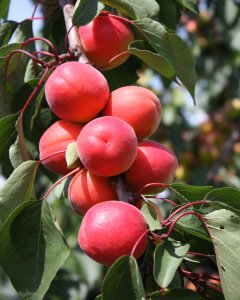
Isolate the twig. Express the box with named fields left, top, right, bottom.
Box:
left=59, top=0, right=89, bottom=63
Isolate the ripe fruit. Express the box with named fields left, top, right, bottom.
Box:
left=68, top=169, right=117, bottom=215
left=78, top=13, right=134, bottom=69
left=78, top=201, right=148, bottom=265
left=125, top=140, right=178, bottom=193
left=39, top=120, right=84, bottom=174
left=77, top=116, right=138, bottom=177
left=103, top=86, right=161, bottom=140
left=45, top=62, right=109, bottom=123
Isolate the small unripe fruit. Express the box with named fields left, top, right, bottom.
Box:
left=68, top=169, right=117, bottom=215
left=78, top=201, right=148, bottom=265
left=45, top=62, right=109, bottom=123
left=39, top=120, right=84, bottom=174
left=79, top=13, right=134, bottom=70
left=103, top=86, right=161, bottom=140
left=125, top=140, right=178, bottom=193
left=77, top=116, right=138, bottom=177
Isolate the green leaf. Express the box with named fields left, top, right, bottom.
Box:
left=129, top=40, right=175, bottom=78
left=157, top=0, right=180, bottom=30
left=129, top=256, right=146, bottom=300
left=175, top=211, right=210, bottom=241
left=151, top=288, right=203, bottom=299
left=141, top=201, right=162, bottom=231
left=175, top=0, right=199, bottom=14
left=205, top=187, right=240, bottom=215
left=134, top=18, right=196, bottom=100
left=153, top=240, right=190, bottom=288
left=205, top=209, right=240, bottom=300
left=9, top=113, right=30, bottom=169
left=11, top=20, right=35, bottom=53
left=0, top=42, right=22, bottom=59
left=171, top=183, right=214, bottom=204
left=73, top=0, right=104, bottom=26
left=100, top=0, right=160, bottom=20
left=0, top=21, right=18, bottom=47
left=0, top=200, right=70, bottom=300
left=0, top=160, right=39, bottom=225
left=102, top=256, right=146, bottom=299
left=0, top=0, right=10, bottom=20
left=0, top=113, right=19, bottom=164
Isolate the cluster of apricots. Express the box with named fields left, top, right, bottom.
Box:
left=39, top=13, right=178, bottom=266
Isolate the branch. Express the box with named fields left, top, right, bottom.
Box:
left=110, top=175, right=136, bottom=203
left=59, top=0, right=89, bottom=63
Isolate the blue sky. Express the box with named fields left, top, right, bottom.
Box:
left=8, top=0, right=42, bottom=35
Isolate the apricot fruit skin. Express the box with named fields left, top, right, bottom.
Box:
left=125, top=140, right=178, bottom=193
left=45, top=62, right=109, bottom=123
left=79, top=14, right=134, bottom=70
left=68, top=169, right=117, bottom=215
left=103, top=86, right=161, bottom=140
left=78, top=201, right=148, bottom=265
left=39, top=120, right=84, bottom=175
left=77, top=116, right=138, bottom=177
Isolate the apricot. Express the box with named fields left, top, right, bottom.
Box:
left=45, top=62, right=109, bottom=123
left=78, top=13, right=134, bottom=69
left=102, top=86, right=161, bottom=140
left=39, top=120, right=84, bottom=174
left=78, top=200, right=148, bottom=265
left=125, top=140, right=178, bottom=193
left=68, top=169, right=117, bottom=215
left=77, top=116, right=138, bottom=177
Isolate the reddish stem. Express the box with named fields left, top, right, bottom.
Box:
left=145, top=195, right=177, bottom=206
left=130, top=229, right=150, bottom=257
left=32, top=0, right=41, bottom=18
left=21, top=67, right=50, bottom=115
left=138, top=182, right=170, bottom=196
left=98, top=51, right=129, bottom=70
left=43, top=167, right=81, bottom=199
left=22, top=37, right=59, bottom=62
left=161, top=200, right=209, bottom=227
left=40, top=150, right=66, bottom=164
left=160, top=211, right=211, bottom=240
left=187, top=251, right=213, bottom=259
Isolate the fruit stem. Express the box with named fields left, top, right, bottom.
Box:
left=43, top=166, right=81, bottom=199
left=110, top=175, right=136, bottom=203
left=130, top=229, right=150, bottom=257
left=160, top=211, right=211, bottom=241
left=59, top=0, right=89, bottom=63
left=161, top=200, right=209, bottom=227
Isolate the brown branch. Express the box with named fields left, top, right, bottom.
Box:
left=110, top=175, right=136, bottom=203
left=59, top=0, right=89, bottom=63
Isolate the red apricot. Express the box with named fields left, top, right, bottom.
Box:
left=45, top=62, right=109, bottom=122
left=102, top=86, right=161, bottom=140
left=78, top=13, right=134, bottom=69
left=125, top=140, right=178, bottom=193
left=78, top=200, right=148, bottom=265
left=68, top=169, right=117, bottom=215
left=39, top=120, right=83, bottom=174
left=77, top=116, right=138, bottom=177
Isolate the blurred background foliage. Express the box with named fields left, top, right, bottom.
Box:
left=0, top=0, right=240, bottom=299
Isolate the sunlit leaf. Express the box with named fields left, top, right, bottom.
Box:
left=0, top=160, right=39, bottom=225
left=0, top=200, right=70, bottom=299
left=100, top=0, right=160, bottom=20
left=205, top=209, right=240, bottom=300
